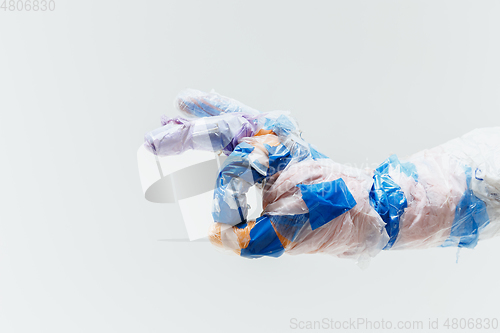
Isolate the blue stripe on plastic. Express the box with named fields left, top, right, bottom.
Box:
left=370, top=155, right=418, bottom=250
left=265, top=143, right=291, bottom=177
left=240, top=215, right=285, bottom=259
left=217, top=142, right=255, bottom=186
left=268, top=213, right=309, bottom=243
left=297, top=178, right=357, bottom=231
left=375, top=154, right=418, bottom=181
left=263, top=114, right=296, bottom=137
left=309, top=145, right=328, bottom=160
left=213, top=142, right=266, bottom=224
left=370, top=174, right=407, bottom=249
left=291, top=142, right=313, bottom=162
left=181, top=99, right=222, bottom=117
left=441, top=166, right=490, bottom=249
left=235, top=221, right=248, bottom=229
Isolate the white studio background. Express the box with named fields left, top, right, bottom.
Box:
left=1, top=1, right=500, bottom=332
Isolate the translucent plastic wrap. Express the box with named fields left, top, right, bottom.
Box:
left=143, top=89, right=500, bottom=262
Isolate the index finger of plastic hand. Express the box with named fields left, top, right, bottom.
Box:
left=175, top=89, right=260, bottom=118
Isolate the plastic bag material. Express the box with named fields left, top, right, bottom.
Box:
left=142, top=88, right=500, bottom=263
left=175, top=88, right=260, bottom=118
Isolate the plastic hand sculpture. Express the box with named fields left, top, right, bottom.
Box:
left=144, top=89, right=500, bottom=262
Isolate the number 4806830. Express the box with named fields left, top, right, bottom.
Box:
left=1, top=0, right=56, bottom=11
